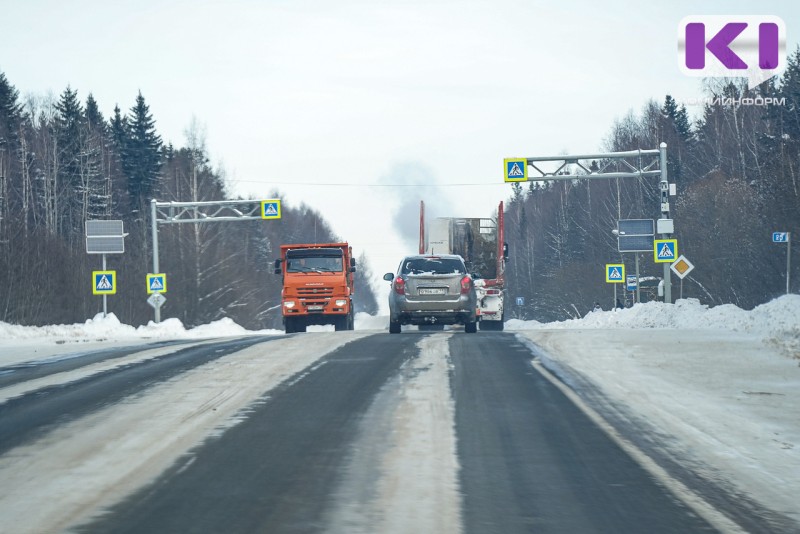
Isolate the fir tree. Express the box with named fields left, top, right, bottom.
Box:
left=84, top=94, right=106, bottom=133
left=124, top=92, right=163, bottom=206
left=0, top=71, right=24, bottom=241
left=54, top=86, right=85, bottom=238
left=0, top=71, right=23, bottom=142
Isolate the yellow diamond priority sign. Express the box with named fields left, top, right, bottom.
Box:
left=670, top=255, right=694, bottom=279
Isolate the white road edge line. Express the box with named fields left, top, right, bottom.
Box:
left=530, top=358, right=746, bottom=534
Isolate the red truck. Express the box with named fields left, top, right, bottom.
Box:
left=274, top=243, right=356, bottom=333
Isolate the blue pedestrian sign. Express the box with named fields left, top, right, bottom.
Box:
left=504, top=158, right=528, bottom=182
left=516, top=296, right=525, bottom=306
left=147, top=273, right=167, bottom=294
left=653, top=239, right=678, bottom=263
left=606, top=264, right=625, bottom=283
left=93, top=271, right=117, bottom=295
left=773, top=232, right=789, bottom=243
left=261, top=199, right=282, bottom=220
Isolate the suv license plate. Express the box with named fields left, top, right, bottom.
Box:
left=418, top=288, right=446, bottom=295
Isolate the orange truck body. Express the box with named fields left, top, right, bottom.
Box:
left=275, top=243, right=356, bottom=333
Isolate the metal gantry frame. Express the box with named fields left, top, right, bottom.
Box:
left=511, top=143, right=673, bottom=304
left=150, top=199, right=273, bottom=322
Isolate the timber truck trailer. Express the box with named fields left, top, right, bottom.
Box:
left=274, top=243, right=356, bottom=333
left=419, top=201, right=508, bottom=330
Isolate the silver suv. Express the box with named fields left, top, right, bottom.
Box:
left=383, top=255, right=477, bottom=334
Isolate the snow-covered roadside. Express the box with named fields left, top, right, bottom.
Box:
left=0, top=332, right=370, bottom=533
left=509, top=295, right=800, bottom=524
left=0, top=312, right=386, bottom=368
left=507, top=296, right=800, bottom=360
left=0, top=313, right=282, bottom=367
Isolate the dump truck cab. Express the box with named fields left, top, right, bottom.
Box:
left=275, top=243, right=356, bottom=333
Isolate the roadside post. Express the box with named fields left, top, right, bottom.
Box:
left=772, top=232, right=791, bottom=294
left=86, top=220, right=126, bottom=318
left=606, top=263, right=625, bottom=308
left=617, top=219, right=654, bottom=304
left=669, top=255, right=695, bottom=299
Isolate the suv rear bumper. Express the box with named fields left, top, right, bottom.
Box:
left=395, top=311, right=475, bottom=326
left=390, top=295, right=476, bottom=325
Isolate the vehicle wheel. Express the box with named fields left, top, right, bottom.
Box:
left=389, top=320, right=401, bottom=334
left=465, top=320, right=477, bottom=333
left=334, top=316, right=347, bottom=331
left=347, top=312, right=355, bottom=330
left=284, top=317, right=296, bottom=334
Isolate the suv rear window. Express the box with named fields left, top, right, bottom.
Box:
left=401, top=257, right=466, bottom=275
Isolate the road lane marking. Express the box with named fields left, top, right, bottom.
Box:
left=530, top=357, right=746, bottom=534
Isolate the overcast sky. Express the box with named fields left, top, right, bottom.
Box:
left=2, top=0, right=798, bottom=304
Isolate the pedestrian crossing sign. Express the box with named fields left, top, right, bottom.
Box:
left=653, top=239, right=678, bottom=263
left=93, top=271, right=117, bottom=295
left=504, top=158, right=528, bottom=182
left=147, top=273, right=167, bottom=294
left=605, top=263, right=625, bottom=283
left=261, top=199, right=282, bottom=219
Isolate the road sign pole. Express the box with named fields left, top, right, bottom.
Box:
left=102, top=254, right=108, bottom=318
left=660, top=143, right=672, bottom=304
left=151, top=199, right=161, bottom=323
left=788, top=232, right=792, bottom=295
left=635, top=254, right=640, bottom=304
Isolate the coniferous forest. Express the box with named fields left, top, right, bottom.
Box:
left=0, top=73, right=379, bottom=328
left=504, top=50, right=800, bottom=321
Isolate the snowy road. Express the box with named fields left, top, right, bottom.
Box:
left=0, top=324, right=798, bottom=533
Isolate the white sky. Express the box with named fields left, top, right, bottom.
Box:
left=2, top=0, right=798, bottom=301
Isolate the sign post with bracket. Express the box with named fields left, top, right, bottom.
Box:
left=150, top=199, right=282, bottom=323
left=772, top=232, right=791, bottom=294
left=606, top=263, right=625, bottom=309
left=504, top=143, right=676, bottom=302
left=86, top=220, right=126, bottom=318
left=670, top=254, right=694, bottom=299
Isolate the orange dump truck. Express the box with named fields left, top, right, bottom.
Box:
left=274, top=243, right=356, bottom=333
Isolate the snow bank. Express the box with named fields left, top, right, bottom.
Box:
left=2, top=296, right=796, bottom=354
left=507, top=295, right=800, bottom=358
left=0, top=313, right=281, bottom=344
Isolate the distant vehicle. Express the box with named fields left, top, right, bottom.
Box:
left=419, top=200, right=508, bottom=330
left=274, top=243, right=356, bottom=333
left=383, top=254, right=477, bottom=334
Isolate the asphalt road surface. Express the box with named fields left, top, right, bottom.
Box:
left=0, top=331, right=787, bottom=533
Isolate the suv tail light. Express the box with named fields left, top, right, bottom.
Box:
left=394, top=277, right=406, bottom=295
left=460, top=275, right=472, bottom=294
